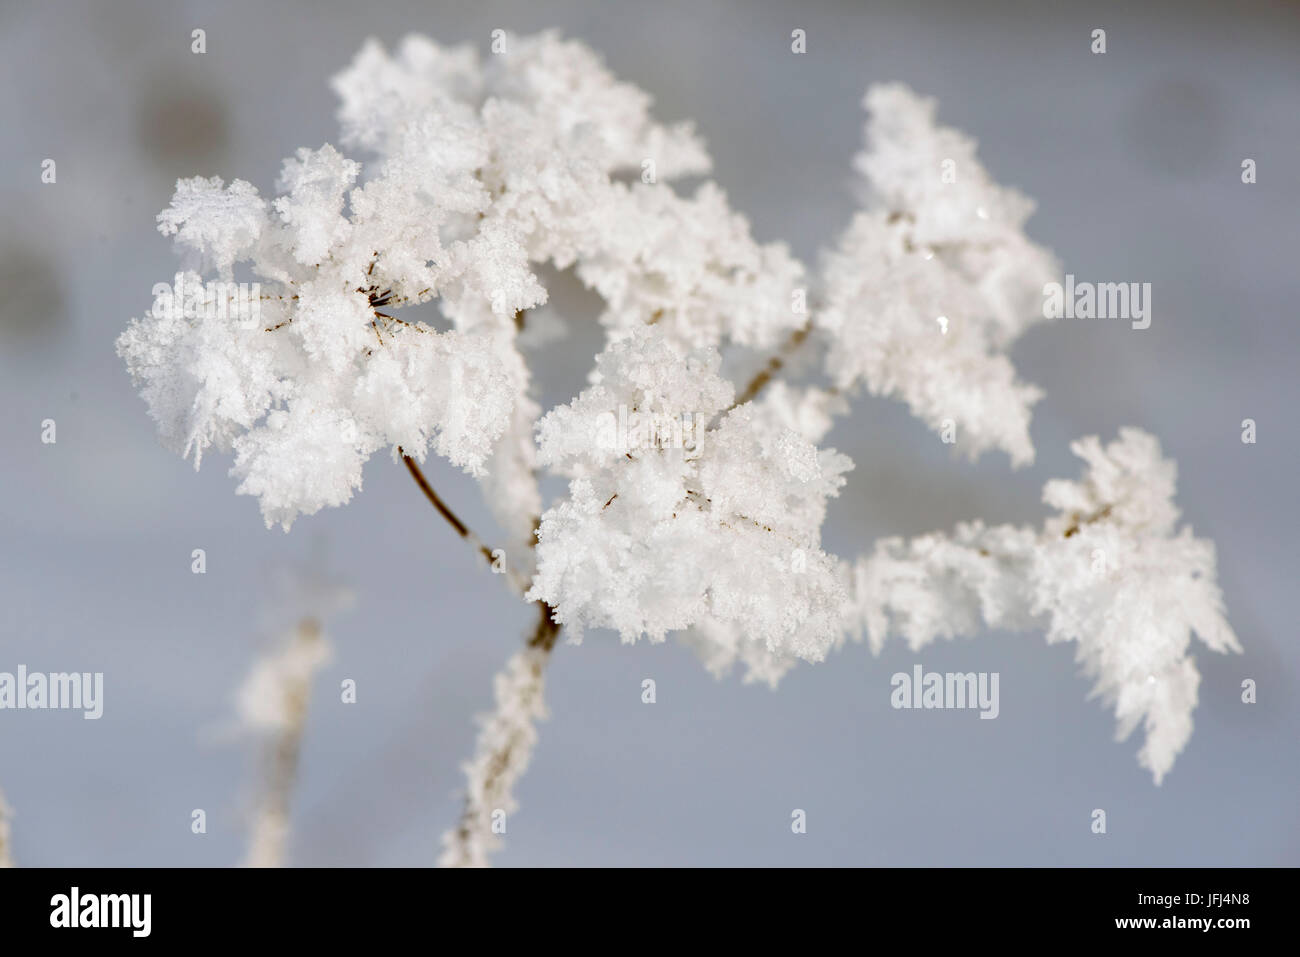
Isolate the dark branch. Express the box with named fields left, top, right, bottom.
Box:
left=732, top=323, right=811, bottom=408
left=400, top=452, right=496, bottom=568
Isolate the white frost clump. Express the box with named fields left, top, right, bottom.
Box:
left=123, top=31, right=805, bottom=536
left=845, top=429, right=1240, bottom=783
left=332, top=32, right=709, bottom=177
left=334, top=31, right=802, bottom=362
left=575, top=183, right=808, bottom=351
left=118, top=152, right=518, bottom=530
left=818, top=85, right=1059, bottom=466
left=528, top=325, right=851, bottom=667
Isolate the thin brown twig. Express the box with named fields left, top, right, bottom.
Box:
left=398, top=452, right=540, bottom=601
left=1062, top=503, right=1114, bottom=538
left=731, top=322, right=812, bottom=408
left=400, top=452, right=497, bottom=570
left=397, top=439, right=562, bottom=868
left=527, top=597, right=562, bottom=652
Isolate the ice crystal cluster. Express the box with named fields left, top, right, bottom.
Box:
left=528, top=325, right=851, bottom=668
left=120, top=31, right=1238, bottom=792
left=843, top=429, right=1239, bottom=783
left=819, top=84, right=1059, bottom=467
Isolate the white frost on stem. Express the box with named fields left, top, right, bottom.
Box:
left=0, top=788, right=14, bottom=867
left=439, top=642, right=551, bottom=868
left=528, top=325, right=851, bottom=665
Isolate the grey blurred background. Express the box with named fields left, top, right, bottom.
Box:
left=0, top=0, right=1296, bottom=866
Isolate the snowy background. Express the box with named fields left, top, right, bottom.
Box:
left=0, top=0, right=1296, bottom=865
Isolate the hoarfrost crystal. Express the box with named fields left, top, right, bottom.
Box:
left=844, top=430, right=1240, bottom=782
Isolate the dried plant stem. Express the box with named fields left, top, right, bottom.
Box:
left=243, top=618, right=321, bottom=868
left=0, top=788, right=14, bottom=867
left=406, top=317, right=818, bottom=865
left=732, top=322, right=812, bottom=408
left=1062, top=503, right=1114, bottom=538
left=401, top=452, right=531, bottom=595
left=400, top=453, right=562, bottom=867
left=437, top=603, right=559, bottom=867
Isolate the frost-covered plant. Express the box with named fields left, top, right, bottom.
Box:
left=0, top=787, right=14, bottom=868
left=119, top=31, right=1239, bottom=865
left=843, top=429, right=1238, bottom=783
left=527, top=325, right=851, bottom=664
